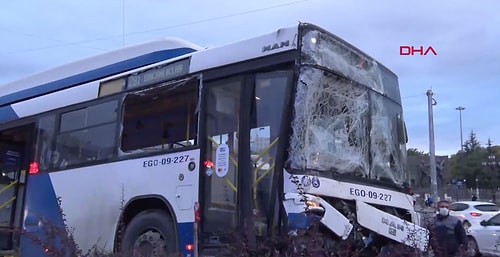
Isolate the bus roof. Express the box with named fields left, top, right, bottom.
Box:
left=0, top=25, right=300, bottom=110
left=0, top=38, right=204, bottom=108
left=1, top=23, right=397, bottom=123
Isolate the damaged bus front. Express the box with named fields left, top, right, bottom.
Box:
left=282, top=24, right=428, bottom=254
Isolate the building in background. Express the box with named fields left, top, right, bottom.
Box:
left=408, top=155, right=450, bottom=190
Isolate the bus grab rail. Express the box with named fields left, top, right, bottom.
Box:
left=251, top=137, right=278, bottom=188
left=208, top=137, right=238, bottom=192
left=0, top=180, right=18, bottom=195
left=0, top=180, right=18, bottom=212
left=208, top=136, right=279, bottom=192
left=0, top=196, right=16, bottom=211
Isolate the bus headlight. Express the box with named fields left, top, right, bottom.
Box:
left=306, top=200, right=319, bottom=208
left=306, top=199, right=325, bottom=216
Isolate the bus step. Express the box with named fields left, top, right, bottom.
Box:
left=199, top=252, right=220, bottom=257
left=199, top=245, right=228, bottom=257
left=0, top=250, right=18, bottom=257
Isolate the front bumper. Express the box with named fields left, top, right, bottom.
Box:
left=283, top=193, right=429, bottom=251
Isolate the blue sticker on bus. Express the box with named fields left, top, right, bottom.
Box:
left=311, top=176, right=320, bottom=188
left=301, top=176, right=311, bottom=187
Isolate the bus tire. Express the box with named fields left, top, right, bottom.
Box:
left=120, top=209, right=178, bottom=256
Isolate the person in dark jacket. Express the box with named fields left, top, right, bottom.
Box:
left=428, top=200, right=468, bottom=257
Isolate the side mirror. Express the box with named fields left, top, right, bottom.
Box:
left=403, top=122, right=408, bottom=144
left=480, top=220, right=488, bottom=226
left=397, top=115, right=409, bottom=144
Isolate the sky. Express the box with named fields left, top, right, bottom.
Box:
left=0, top=0, right=498, bottom=156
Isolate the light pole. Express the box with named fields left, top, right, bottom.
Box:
left=462, top=179, right=467, bottom=200
left=456, top=106, right=465, bottom=151
left=476, top=178, right=479, bottom=199
left=427, top=90, right=438, bottom=201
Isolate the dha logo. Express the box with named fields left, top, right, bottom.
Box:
left=400, top=45, right=437, bottom=56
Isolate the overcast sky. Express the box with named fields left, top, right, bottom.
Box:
left=1, top=0, right=498, bottom=156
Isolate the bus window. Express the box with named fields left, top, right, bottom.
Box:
left=53, top=100, right=118, bottom=169
left=35, top=115, right=56, bottom=171
left=59, top=100, right=118, bottom=133
left=120, top=78, right=199, bottom=154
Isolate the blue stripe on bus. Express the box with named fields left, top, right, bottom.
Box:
left=0, top=106, right=19, bottom=123
left=20, top=173, right=67, bottom=257
left=177, top=222, right=194, bottom=257
left=0, top=47, right=197, bottom=108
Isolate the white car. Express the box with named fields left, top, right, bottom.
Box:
left=466, top=212, right=500, bottom=257
left=449, top=201, right=500, bottom=229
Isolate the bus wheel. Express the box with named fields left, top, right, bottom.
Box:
left=121, top=210, right=177, bottom=257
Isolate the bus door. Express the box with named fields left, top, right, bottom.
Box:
left=0, top=124, right=32, bottom=252
left=198, top=70, right=291, bottom=253
left=248, top=71, right=291, bottom=239
left=199, top=76, right=243, bottom=253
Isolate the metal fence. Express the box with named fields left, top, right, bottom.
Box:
left=413, top=184, right=500, bottom=205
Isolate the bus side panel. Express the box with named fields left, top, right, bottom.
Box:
left=20, top=173, right=67, bottom=256
left=42, top=149, right=200, bottom=255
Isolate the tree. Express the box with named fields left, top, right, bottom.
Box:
left=449, top=132, right=500, bottom=191
left=463, top=130, right=481, bottom=153
left=407, top=148, right=425, bottom=156
left=449, top=131, right=490, bottom=188
left=449, top=149, right=487, bottom=188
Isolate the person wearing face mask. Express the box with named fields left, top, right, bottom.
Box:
left=427, top=200, right=468, bottom=257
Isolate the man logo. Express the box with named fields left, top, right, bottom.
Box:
left=262, top=40, right=290, bottom=52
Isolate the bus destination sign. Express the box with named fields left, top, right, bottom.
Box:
left=126, top=58, right=190, bottom=89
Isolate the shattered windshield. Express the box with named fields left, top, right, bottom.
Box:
left=370, top=92, right=407, bottom=183
left=290, top=69, right=370, bottom=175
left=289, top=68, right=407, bottom=184
left=287, top=26, right=407, bottom=184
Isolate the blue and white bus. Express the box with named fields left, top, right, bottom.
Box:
left=0, top=23, right=428, bottom=257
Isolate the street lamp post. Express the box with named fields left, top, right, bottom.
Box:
left=463, top=179, right=467, bottom=200
left=456, top=106, right=465, bottom=151
left=476, top=178, right=479, bottom=199
left=427, top=90, right=438, bottom=201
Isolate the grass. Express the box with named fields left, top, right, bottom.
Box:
left=1, top=209, right=470, bottom=257
left=0, top=189, right=467, bottom=256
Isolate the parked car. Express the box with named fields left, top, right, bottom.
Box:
left=449, top=201, right=500, bottom=229
left=466, top=212, right=500, bottom=257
